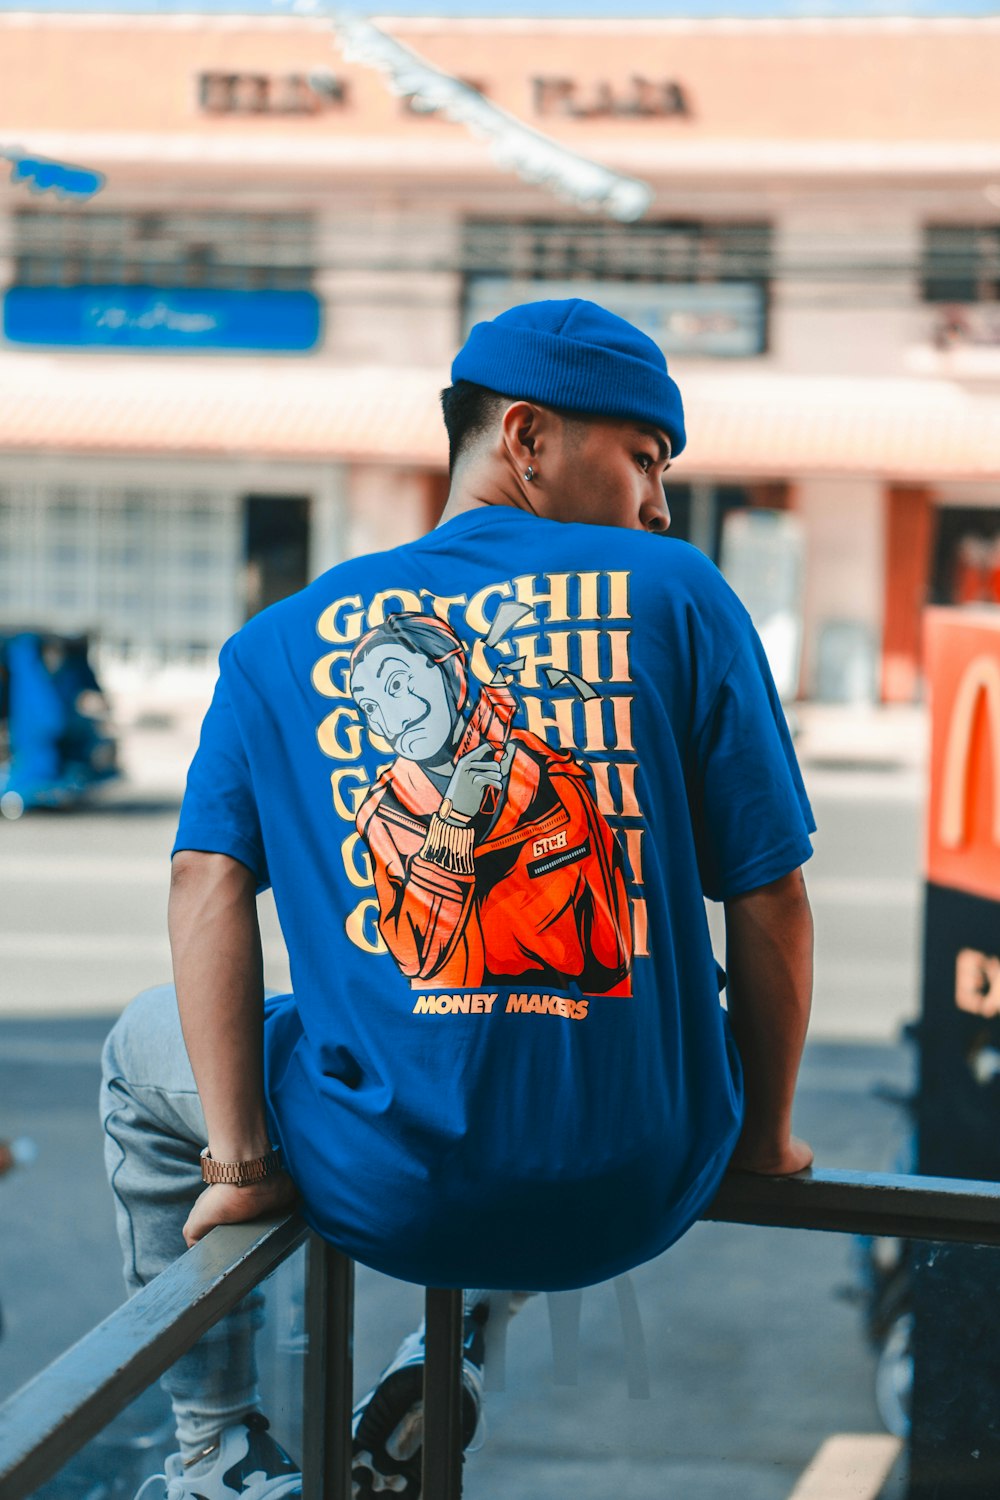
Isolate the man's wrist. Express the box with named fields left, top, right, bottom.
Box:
left=737, top=1121, right=791, bottom=1149
left=421, top=814, right=476, bottom=874
left=437, top=796, right=473, bottom=826
left=200, top=1143, right=284, bottom=1187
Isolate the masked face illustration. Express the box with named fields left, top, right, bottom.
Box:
left=351, top=641, right=457, bottom=764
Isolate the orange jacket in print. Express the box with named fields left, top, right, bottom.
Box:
left=355, top=728, right=633, bottom=996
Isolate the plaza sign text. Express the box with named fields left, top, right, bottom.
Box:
left=198, top=72, right=347, bottom=116
left=532, top=76, right=691, bottom=119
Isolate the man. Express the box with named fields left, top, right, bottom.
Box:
left=101, top=298, right=814, bottom=1500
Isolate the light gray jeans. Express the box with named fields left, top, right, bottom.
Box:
left=99, top=988, right=591, bottom=1454
left=100, top=984, right=266, bottom=1457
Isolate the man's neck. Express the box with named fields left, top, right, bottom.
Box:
left=435, top=461, right=539, bottom=530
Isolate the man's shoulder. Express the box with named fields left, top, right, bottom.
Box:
left=607, top=530, right=726, bottom=589
left=575, top=529, right=745, bottom=631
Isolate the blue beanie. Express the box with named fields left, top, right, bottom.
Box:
left=451, top=298, right=686, bottom=457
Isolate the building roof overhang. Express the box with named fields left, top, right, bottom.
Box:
left=7, top=131, right=1000, bottom=182
left=3, top=354, right=1000, bottom=482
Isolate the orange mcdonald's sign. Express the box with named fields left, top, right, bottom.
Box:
left=926, top=607, right=1000, bottom=901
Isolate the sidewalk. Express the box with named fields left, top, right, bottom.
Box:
left=794, top=703, right=927, bottom=776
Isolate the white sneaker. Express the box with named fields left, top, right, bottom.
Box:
left=351, top=1303, right=494, bottom=1498
left=134, top=1414, right=301, bottom=1499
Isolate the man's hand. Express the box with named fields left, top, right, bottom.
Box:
left=444, top=741, right=511, bottom=818
left=728, top=1133, right=814, bottom=1177
left=183, top=1174, right=299, bottom=1248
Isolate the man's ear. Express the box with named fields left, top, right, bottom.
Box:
left=499, top=401, right=554, bottom=471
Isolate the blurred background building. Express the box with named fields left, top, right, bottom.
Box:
left=1, top=10, right=999, bottom=704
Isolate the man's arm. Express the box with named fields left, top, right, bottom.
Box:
left=723, top=867, right=814, bottom=1176
left=168, top=850, right=297, bottom=1246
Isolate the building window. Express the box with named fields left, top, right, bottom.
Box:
left=462, top=218, right=771, bottom=358
left=921, top=225, right=1000, bottom=304
left=0, top=481, right=242, bottom=665
left=12, top=210, right=315, bottom=292
left=464, top=218, right=770, bottom=285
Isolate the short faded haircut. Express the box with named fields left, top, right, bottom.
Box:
left=439, top=381, right=510, bottom=477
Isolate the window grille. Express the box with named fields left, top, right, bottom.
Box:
left=921, top=224, right=1000, bottom=303
left=462, top=219, right=772, bottom=286
left=11, top=210, right=315, bottom=292
left=0, top=481, right=241, bottom=664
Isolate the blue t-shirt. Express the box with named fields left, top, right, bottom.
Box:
left=174, top=507, right=815, bottom=1291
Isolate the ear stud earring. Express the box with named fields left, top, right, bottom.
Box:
left=524, top=465, right=535, bottom=482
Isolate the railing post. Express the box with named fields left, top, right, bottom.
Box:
left=422, top=1287, right=465, bottom=1499
left=301, top=1235, right=354, bottom=1500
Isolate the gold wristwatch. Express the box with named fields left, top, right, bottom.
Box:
left=437, top=796, right=472, bottom=826
left=200, top=1144, right=283, bottom=1187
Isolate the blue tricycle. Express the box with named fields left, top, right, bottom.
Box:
left=0, top=630, right=120, bottom=818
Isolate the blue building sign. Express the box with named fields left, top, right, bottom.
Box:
left=2, top=286, right=322, bottom=352
left=2, top=148, right=105, bottom=200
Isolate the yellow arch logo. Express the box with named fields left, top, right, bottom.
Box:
left=940, top=653, right=1000, bottom=851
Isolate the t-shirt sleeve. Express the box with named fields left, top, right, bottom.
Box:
left=172, top=653, right=269, bottom=888
left=689, top=622, right=815, bottom=902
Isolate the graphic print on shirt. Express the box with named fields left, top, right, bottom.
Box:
left=311, top=570, right=650, bottom=1001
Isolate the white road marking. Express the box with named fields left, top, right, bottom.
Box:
left=805, top=769, right=923, bottom=802
left=788, top=1434, right=902, bottom=1499
left=0, top=933, right=170, bottom=957
left=807, top=877, right=919, bottom=906
left=816, top=958, right=916, bottom=983
left=0, top=933, right=288, bottom=963
left=1, top=993, right=150, bottom=1018
left=0, top=856, right=167, bottom=884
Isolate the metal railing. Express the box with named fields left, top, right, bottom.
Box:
left=4, top=1166, right=1000, bottom=1500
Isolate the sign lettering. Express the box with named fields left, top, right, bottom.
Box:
left=198, top=71, right=347, bottom=116
left=532, top=76, right=691, bottom=120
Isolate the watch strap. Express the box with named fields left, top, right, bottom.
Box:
left=200, top=1144, right=283, bottom=1187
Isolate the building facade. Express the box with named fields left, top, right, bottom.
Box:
left=1, top=12, right=999, bottom=699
